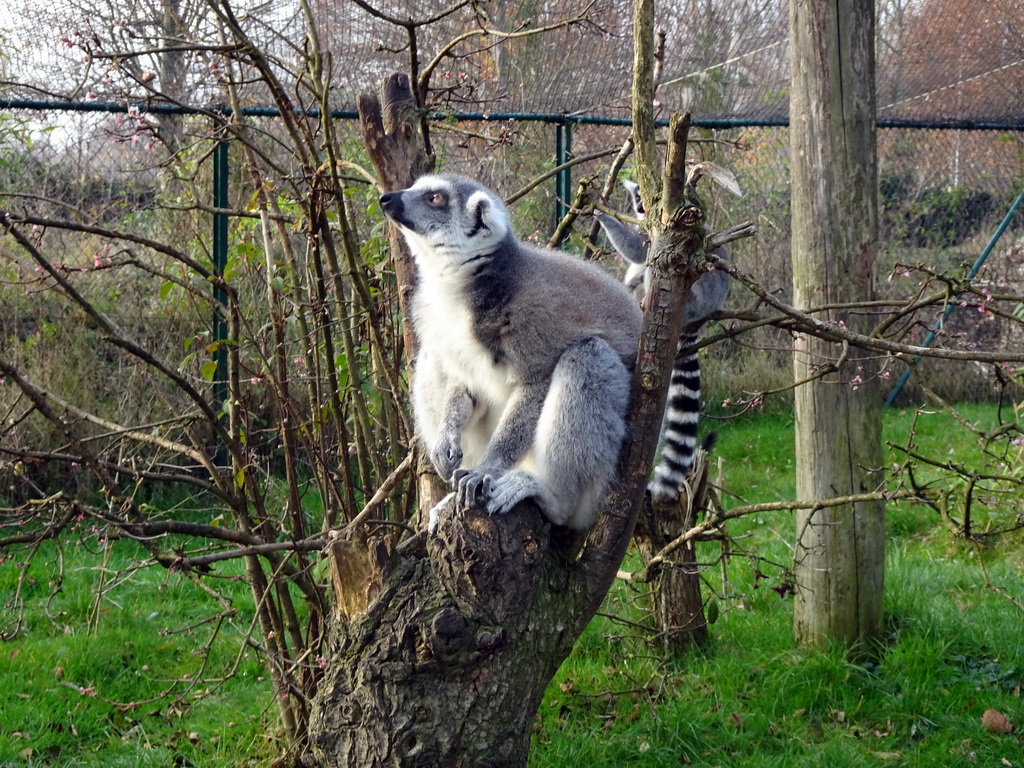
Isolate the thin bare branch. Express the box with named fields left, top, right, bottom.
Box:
left=708, top=252, right=1024, bottom=363
left=622, top=489, right=923, bottom=584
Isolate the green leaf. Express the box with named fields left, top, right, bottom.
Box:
left=312, top=557, right=331, bottom=582
left=706, top=598, right=720, bottom=625
left=200, top=361, right=218, bottom=382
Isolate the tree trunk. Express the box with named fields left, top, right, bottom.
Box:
left=308, top=112, right=707, bottom=764
left=308, top=3, right=728, bottom=759
left=636, top=519, right=709, bottom=654
left=311, top=505, right=580, bottom=766
left=633, top=449, right=712, bottom=653
left=309, top=24, right=718, bottom=763
left=789, top=0, right=886, bottom=649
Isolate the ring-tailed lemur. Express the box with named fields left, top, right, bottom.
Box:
left=594, top=179, right=730, bottom=502
left=380, top=173, right=642, bottom=530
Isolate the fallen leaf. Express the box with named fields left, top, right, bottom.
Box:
left=870, top=752, right=903, bottom=762
left=982, top=709, right=1014, bottom=734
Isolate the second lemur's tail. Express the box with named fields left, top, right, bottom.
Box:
left=648, top=332, right=703, bottom=502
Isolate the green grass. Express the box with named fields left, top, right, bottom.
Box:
left=532, top=547, right=1023, bottom=767
left=531, top=402, right=1024, bottom=767
left=0, top=535, right=276, bottom=767
left=2, top=404, right=1021, bottom=766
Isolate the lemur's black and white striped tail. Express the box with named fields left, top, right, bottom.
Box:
left=596, top=179, right=730, bottom=502
left=648, top=333, right=703, bottom=501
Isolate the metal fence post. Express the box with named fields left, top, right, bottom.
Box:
left=554, top=119, right=573, bottom=235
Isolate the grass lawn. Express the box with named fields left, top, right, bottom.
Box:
left=1, top=525, right=277, bottom=766
left=532, top=403, right=1024, bottom=766
left=2, top=404, right=1022, bottom=766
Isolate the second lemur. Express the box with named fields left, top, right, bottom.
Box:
left=381, top=173, right=641, bottom=531
left=594, top=179, right=731, bottom=502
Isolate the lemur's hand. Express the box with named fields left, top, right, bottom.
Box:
left=453, top=467, right=493, bottom=510
left=430, top=432, right=463, bottom=482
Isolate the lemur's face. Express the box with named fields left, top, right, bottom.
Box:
left=622, top=179, right=645, bottom=219
left=379, top=174, right=509, bottom=270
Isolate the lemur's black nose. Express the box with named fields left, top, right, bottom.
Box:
left=379, top=192, right=401, bottom=218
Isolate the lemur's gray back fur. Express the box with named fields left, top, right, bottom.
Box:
left=381, top=173, right=641, bottom=530
left=594, top=179, right=731, bottom=501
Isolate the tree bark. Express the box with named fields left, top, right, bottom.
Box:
left=633, top=458, right=711, bottom=654
left=311, top=506, right=580, bottom=766
left=790, top=0, right=886, bottom=649
left=628, top=0, right=708, bottom=653
left=635, top=522, right=708, bottom=652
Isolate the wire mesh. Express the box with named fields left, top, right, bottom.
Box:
left=1, top=0, right=1023, bottom=416
left=2, top=0, right=1022, bottom=125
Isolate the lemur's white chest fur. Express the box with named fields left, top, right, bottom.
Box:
left=414, top=273, right=516, bottom=407
left=413, top=271, right=518, bottom=470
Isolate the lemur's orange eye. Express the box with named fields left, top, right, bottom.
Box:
left=426, top=192, right=446, bottom=207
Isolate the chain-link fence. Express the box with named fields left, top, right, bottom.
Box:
left=3, top=0, right=1022, bottom=123
left=3, top=104, right=1021, bottom=413
left=2, top=0, right=1023, bottom=451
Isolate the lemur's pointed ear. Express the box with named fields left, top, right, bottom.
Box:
left=466, top=189, right=508, bottom=239
left=466, top=190, right=493, bottom=223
